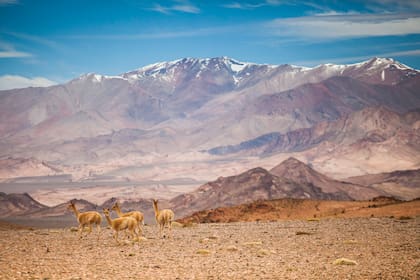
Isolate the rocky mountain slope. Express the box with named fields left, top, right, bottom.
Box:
left=0, top=157, right=418, bottom=227
left=345, top=169, right=420, bottom=200
left=0, top=56, right=419, bottom=192
left=170, top=157, right=384, bottom=218
left=0, top=192, right=47, bottom=217
left=208, top=104, right=420, bottom=156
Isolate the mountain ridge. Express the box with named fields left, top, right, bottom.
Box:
left=0, top=157, right=418, bottom=226
left=0, top=56, right=419, bottom=185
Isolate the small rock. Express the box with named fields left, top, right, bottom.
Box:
left=199, top=238, right=210, bottom=244
left=226, top=245, right=238, bottom=252
left=243, top=241, right=263, bottom=247
left=257, top=249, right=270, bottom=257
left=333, top=258, right=357, bottom=265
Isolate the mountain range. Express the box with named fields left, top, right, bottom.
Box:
left=1, top=157, right=418, bottom=228
left=0, top=56, right=419, bottom=200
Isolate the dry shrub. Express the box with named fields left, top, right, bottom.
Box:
left=257, top=249, right=270, bottom=257
left=196, top=249, right=211, bottom=255
left=243, top=241, right=263, bottom=247
left=182, top=221, right=198, bottom=228
left=171, top=221, right=183, bottom=228
left=295, top=231, right=313, bottom=235
left=226, top=245, right=239, bottom=252
left=398, top=216, right=412, bottom=220
left=199, top=238, right=210, bottom=244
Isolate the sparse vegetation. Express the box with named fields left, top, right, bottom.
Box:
left=196, top=249, right=211, bottom=255
left=0, top=217, right=418, bottom=279
left=398, top=216, right=413, bottom=220
left=295, top=231, right=314, bottom=235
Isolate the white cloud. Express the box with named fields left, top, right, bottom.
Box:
left=0, top=41, right=33, bottom=58
left=4, top=32, right=58, bottom=49
left=268, top=14, right=420, bottom=39
left=151, top=1, right=200, bottom=14
left=172, top=4, right=200, bottom=13
left=64, top=25, right=244, bottom=40
left=365, top=0, right=420, bottom=13
left=268, top=13, right=420, bottom=39
left=223, top=0, right=283, bottom=9
left=0, top=75, right=57, bottom=90
left=0, top=50, right=31, bottom=58
left=0, top=0, right=18, bottom=6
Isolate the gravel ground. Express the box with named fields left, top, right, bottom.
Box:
left=0, top=217, right=418, bottom=279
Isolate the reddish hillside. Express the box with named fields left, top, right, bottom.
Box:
left=178, top=197, right=420, bottom=224
left=169, top=158, right=386, bottom=219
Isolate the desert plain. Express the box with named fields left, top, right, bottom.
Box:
left=0, top=214, right=418, bottom=280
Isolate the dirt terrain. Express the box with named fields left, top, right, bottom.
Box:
left=0, top=216, right=418, bottom=279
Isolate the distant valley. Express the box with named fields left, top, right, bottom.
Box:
left=1, top=158, right=418, bottom=228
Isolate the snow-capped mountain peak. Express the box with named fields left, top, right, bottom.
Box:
left=70, top=56, right=417, bottom=88
left=72, top=73, right=127, bottom=84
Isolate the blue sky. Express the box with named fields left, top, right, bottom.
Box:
left=0, top=0, right=419, bottom=89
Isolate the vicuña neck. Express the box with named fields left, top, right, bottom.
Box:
left=153, top=202, right=160, bottom=217
left=104, top=214, right=113, bottom=226
left=115, top=207, right=123, bottom=216
left=70, top=205, right=80, bottom=218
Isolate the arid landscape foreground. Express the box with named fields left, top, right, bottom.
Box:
left=0, top=212, right=418, bottom=279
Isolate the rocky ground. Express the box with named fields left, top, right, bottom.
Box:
left=0, top=216, right=418, bottom=279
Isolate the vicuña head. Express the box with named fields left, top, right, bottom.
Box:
left=67, top=200, right=102, bottom=240
left=152, top=199, right=174, bottom=239
left=103, top=208, right=139, bottom=244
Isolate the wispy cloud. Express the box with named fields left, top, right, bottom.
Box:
left=4, top=31, right=59, bottom=48
left=267, top=13, right=420, bottom=40
left=150, top=1, right=200, bottom=14
left=223, top=0, right=284, bottom=10
left=0, top=41, right=32, bottom=58
left=64, top=24, right=244, bottom=40
left=365, top=0, right=420, bottom=13
left=0, top=0, right=18, bottom=6
left=380, top=49, right=420, bottom=57
left=0, top=49, right=31, bottom=58
left=0, top=75, right=57, bottom=90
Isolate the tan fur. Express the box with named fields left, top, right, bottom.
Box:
left=67, top=201, right=102, bottom=240
left=103, top=208, right=139, bottom=244
left=152, top=199, right=175, bottom=239
left=111, top=202, right=144, bottom=236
